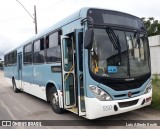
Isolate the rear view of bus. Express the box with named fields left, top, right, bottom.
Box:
left=83, top=8, right=152, bottom=119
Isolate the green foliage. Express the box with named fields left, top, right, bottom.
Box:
left=142, top=17, right=160, bottom=36
left=151, top=74, right=160, bottom=109
left=152, top=74, right=160, bottom=86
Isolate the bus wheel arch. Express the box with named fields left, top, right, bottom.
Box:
left=46, top=83, right=63, bottom=114
left=46, top=83, right=55, bottom=102
left=12, top=77, right=19, bottom=93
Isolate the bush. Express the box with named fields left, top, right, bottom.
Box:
left=151, top=74, right=160, bottom=109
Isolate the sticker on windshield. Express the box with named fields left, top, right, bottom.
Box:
left=108, top=66, right=117, bottom=73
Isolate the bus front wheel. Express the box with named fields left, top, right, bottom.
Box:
left=50, top=87, right=63, bottom=114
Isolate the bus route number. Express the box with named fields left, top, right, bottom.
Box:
left=103, top=105, right=112, bottom=111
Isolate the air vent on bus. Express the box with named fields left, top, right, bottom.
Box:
left=114, top=94, right=126, bottom=98
left=118, top=99, right=138, bottom=108
left=114, top=91, right=140, bottom=98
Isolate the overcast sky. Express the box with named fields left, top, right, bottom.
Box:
left=0, top=0, right=160, bottom=60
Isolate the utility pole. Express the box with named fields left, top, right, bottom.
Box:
left=34, top=5, right=38, bottom=34
left=16, top=0, right=38, bottom=34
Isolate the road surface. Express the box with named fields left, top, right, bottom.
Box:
left=0, top=71, right=160, bottom=129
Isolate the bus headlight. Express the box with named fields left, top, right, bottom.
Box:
left=89, top=85, right=112, bottom=101
left=144, top=80, right=152, bottom=94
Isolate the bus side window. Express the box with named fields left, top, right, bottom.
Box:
left=46, top=32, right=61, bottom=63
left=24, top=43, right=32, bottom=65
left=33, top=39, right=45, bottom=64
left=46, top=37, right=49, bottom=49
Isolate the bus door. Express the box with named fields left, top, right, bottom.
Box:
left=18, top=53, right=23, bottom=89
left=74, top=29, right=86, bottom=116
left=61, top=35, right=77, bottom=111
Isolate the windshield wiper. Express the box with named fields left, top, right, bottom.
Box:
left=105, top=26, right=121, bottom=64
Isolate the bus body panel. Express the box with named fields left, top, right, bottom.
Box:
left=85, top=90, right=152, bottom=119
left=4, top=7, right=152, bottom=119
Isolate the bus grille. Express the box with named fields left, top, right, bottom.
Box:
left=118, top=99, right=138, bottom=108
left=114, top=91, right=140, bottom=98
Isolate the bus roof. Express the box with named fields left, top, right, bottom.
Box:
left=4, top=7, right=140, bottom=55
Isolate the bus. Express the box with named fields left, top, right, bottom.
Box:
left=4, top=7, right=152, bottom=119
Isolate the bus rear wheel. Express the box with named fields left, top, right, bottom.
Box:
left=12, top=79, right=20, bottom=93
left=50, top=87, right=63, bottom=114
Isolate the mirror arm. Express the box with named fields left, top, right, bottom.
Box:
left=81, top=17, right=94, bottom=29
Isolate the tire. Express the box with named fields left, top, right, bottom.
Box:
left=50, top=87, right=63, bottom=114
left=12, top=79, right=20, bottom=93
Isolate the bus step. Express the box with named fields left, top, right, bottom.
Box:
left=67, top=107, right=78, bottom=114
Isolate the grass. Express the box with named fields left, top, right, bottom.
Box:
left=151, top=74, right=160, bottom=109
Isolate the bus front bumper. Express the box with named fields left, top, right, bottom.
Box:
left=85, top=90, right=152, bottom=119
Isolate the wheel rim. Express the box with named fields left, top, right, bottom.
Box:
left=51, top=93, right=59, bottom=109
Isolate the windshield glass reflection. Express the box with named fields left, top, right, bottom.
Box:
left=90, top=28, right=150, bottom=78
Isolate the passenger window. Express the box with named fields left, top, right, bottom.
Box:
left=33, top=38, right=45, bottom=64
left=12, top=51, right=17, bottom=64
left=24, top=43, right=32, bottom=64
left=46, top=32, right=61, bottom=63
left=8, top=53, right=12, bottom=66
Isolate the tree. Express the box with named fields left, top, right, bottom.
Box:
left=142, top=17, right=160, bottom=36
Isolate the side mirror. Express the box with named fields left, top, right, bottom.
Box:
left=84, top=29, right=94, bottom=49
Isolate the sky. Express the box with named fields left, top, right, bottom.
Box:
left=0, top=0, right=160, bottom=60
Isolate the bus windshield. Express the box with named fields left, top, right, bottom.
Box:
left=90, top=28, right=150, bottom=78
